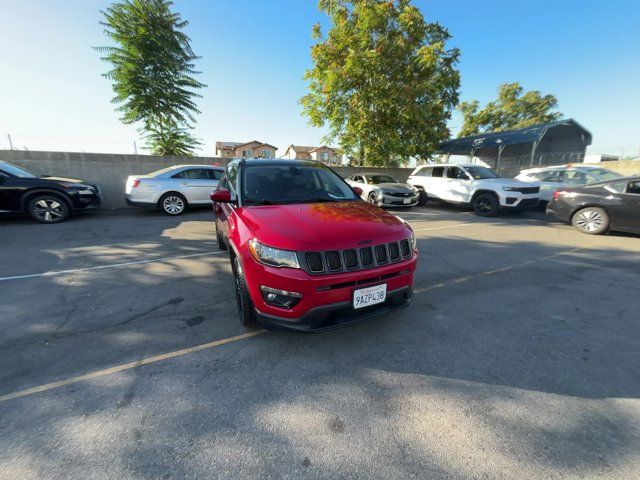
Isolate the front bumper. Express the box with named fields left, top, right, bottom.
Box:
left=255, top=285, right=412, bottom=332
left=69, top=189, right=102, bottom=210
left=499, top=195, right=540, bottom=209
left=378, top=193, right=420, bottom=207
left=243, top=251, right=417, bottom=333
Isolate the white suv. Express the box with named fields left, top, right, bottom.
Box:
left=408, top=164, right=541, bottom=216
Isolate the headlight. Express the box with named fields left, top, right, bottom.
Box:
left=248, top=239, right=300, bottom=269
left=77, top=188, right=95, bottom=195
left=503, top=186, right=520, bottom=192
left=394, top=216, right=417, bottom=252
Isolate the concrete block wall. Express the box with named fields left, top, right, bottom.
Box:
left=1, top=150, right=230, bottom=208
left=1, top=150, right=416, bottom=208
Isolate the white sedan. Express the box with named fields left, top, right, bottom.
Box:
left=125, top=165, right=224, bottom=215
left=515, top=165, right=623, bottom=203
left=346, top=173, right=420, bottom=207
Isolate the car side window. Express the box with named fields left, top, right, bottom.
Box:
left=535, top=171, right=563, bottom=182
left=415, top=167, right=432, bottom=177
left=563, top=171, right=587, bottom=184
left=354, top=176, right=364, bottom=183
left=605, top=181, right=626, bottom=193
left=447, top=167, right=468, bottom=179
left=626, top=181, right=640, bottom=195
left=210, top=169, right=223, bottom=180
left=431, top=167, right=445, bottom=178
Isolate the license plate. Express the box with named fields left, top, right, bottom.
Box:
left=353, top=284, right=387, bottom=309
left=403, top=198, right=411, bottom=204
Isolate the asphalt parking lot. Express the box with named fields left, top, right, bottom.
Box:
left=1, top=205, right=639, bottom=480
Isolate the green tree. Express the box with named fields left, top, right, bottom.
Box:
left=301, top=0, right=460, bottom=166
left=96, top=0, right=204, bottom=155
left=458, top=82, right=561, bottom=137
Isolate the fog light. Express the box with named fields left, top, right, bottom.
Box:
left=260, top=286, right=302, bottom=309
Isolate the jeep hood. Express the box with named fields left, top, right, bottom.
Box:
left=237, top=201, right=410, bottom=251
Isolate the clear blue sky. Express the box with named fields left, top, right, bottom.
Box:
left=1, top=0, right=638, bottom=157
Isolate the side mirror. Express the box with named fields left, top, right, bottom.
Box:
left=353, top=186, right=363, bottom=197
left=210, top=189, right=232, bottom=203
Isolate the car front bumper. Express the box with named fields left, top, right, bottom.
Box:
left=499, top=195, right=540, bottom=209
left=254, top=285, right=412, bottom=332
left=378, top=193, right=420, bottom=207
left=243, top=251, right=417, bottom=333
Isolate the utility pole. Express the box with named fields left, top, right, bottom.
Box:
left=7, top=134, right=14, bottom=150
left=133, top=141, right=138, bottom=155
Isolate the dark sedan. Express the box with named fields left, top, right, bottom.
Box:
left=0, top=161, right=101, bottom=223
left=546, top=176, right=640, bottom=235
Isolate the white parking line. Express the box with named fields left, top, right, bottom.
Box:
left=0, top=329, right=266, bottom=403
left=0, top=251, right=226, bottom=283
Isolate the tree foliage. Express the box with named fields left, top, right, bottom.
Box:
left=459, top=82, right=561, bottom=137
left=301, top=0, right=460, bottom=166
left=96, top=0, right=204, bottom=155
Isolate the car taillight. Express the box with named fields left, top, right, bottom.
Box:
left=132, top=179, right=140, bottom=188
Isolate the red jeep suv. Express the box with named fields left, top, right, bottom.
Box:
left=211, top=159, right=417, bottom=332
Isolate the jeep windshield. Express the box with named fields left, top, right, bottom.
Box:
left=464, top=166, right=499, bottom=179
left=242, top=164, right=358, bottom=205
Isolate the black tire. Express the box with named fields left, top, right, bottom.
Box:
left=367, top=192, right=378, bottom=205
left=216, top=223, right=227, bottom=250
left=571, top=207, right=610, bottom=235
left=417, top=190, right=428, bottom=207
left=28, top=194, right=70, bottom=223
left=159, top=192, right=187, bottom=215
left=472, top=193, right=499, bottom=217
left=233, top=256, right=256, bottom=327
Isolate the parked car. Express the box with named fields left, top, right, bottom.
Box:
left=125, top=165, right=224, bottom=215
left=546, top=176, right=640, bottom=235
left=0, top=161, right=101, bottom=223
left=407, top=164, right=540, bottom=216
left=516, top=164, right=623, bottom=204
left=345, top=173, right=420, bottom=207
left=211, top=159, right=417, bottom=332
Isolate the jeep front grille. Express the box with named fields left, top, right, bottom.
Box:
left=301, top=239, right=413, bottom=275
left=305, top=252, right=324, bottom=273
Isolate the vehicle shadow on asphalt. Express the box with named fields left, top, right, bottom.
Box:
left=1, top=210, right=639, bottom=478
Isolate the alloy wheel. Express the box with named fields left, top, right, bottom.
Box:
left=163, top=196, right=185, bottom=214
left=575, top=209, right=604, bottom=232
left=33, top=199, right=64, bottom=222
left=477, top=198, right=492, bottom=212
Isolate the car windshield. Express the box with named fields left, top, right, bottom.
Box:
left=0, top=163, right=38, bottom=178
left=587, top=168, right=623, bottom=182
left=464, top=166, right=499, bottom=179
left=368, top=175, right=397, bottom=184
left=243, top=164, right=358, bottom=205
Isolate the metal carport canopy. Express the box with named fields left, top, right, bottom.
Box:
left=437, top=119, right=591, bottom=154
